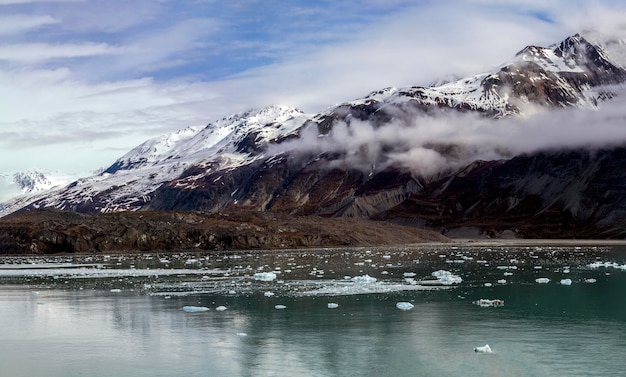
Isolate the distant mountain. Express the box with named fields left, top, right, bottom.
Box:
left=5, top=32, right=626, bottom=238
left=0, top=169, right=75, bottom=205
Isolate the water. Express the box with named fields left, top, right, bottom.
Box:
left=1, top=244, right=625, bottom=377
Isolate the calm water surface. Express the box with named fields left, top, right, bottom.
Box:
left=1, top=244, right=625, bottom=377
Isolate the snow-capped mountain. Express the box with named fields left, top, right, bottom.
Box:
left=0, top=170, right=75, bottom=204
left=5, top=32, right=626, bottom=237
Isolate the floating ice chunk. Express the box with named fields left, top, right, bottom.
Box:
left=560, top=279, right=572, bottom=286
left=215, top=306, right=227, bottom=311
left=228, top=290, right=236, bottom=295
left=351, top=275, right=377, bottom=283
left=584, top=278, right=597, bottom=283
left=403, top=272, right=416, bottom=277
left=182, top=306, right=210, bottom=312
left=264, top=291, right=275, bottom=297
left=562, top=268, right=570, bottom=274
left=396, top=302, right=414, bottom=310
left=484, top=283, right=493, bottom=287
left=587, top=261, right=626, bottom=270
left=274, top=305, right=287, bottom=310
left=382, top=255, right=391, bottom=260
left=535, top=278, right=550, bottom=284
left=327, top=303, right=339, bottom=309
left=503, top=272, right=513, bottom=276
left=236, top=332, right=248, bottom=337
left=110, top=288, right=122, bottom=293
left=430, top=270, right=462, bottom=285
left=473, top=299, right=504, bottom=307
left=497, top=279, right=507, bottom=284
left=474, top=344, right=493, bottom=354
left=253, top=272, right=277, bottom=281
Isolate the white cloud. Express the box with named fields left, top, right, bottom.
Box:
left=0, top=42, right=130, bottom=63
left=0, top=14, right=57, bottom=35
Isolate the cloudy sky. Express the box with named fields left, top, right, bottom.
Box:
left=1, top=0, right=625, bottom=176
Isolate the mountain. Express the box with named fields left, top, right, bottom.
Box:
left=5, top=32, right=626, bottom=238
left=0, top=170, right=75, bottom=204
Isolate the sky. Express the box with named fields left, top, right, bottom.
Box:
left=1, top=0, right=626, bottom=176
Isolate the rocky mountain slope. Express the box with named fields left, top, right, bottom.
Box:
left=4, top=32, right=626, bottom=239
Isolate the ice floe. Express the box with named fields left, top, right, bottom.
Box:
left=560, top=279, right=572, bottom=286
left=473, top=299, right=504, bottom=308
left=474, top=344, right=493, bottom=354
left=584, top=278, right=597, bottom=283
left=351, top=275, right=377, bottom=283
left=182, top=306, right=210, bottom=313
left=263, top=291, right=275, bottom=297
left=396, top=302, right=414, bottom=311
left=215, top=306, right=227, bottom=311
left=535, top=278, right=550, bottom=284
left=588, top=261, right=626, bottom=270
left=274, top=305, right=287, bottom=310
left=427, top=270, right=462, bottom=285
left=253, top=272, right=277, bottom=281
left=327, top=303, right=339, bottom=309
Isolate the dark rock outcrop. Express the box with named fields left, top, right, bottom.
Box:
left=0, top=209, right=448, bottom=254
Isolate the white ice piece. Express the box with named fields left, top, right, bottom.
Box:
left=396, top=302, right=414, bottom=311
left=560, top=279, right=572, bottom=286
left=263, top=291, right=275, bottom=297
left=351, top=274, right=377, bottom=283
left=430, top=270, right=462, bottom=285
left=215, top=306, right=227, bottom=311
left=274, top=305, right=287, bottom=310
left=584, top=278, right=597, bottom=283
left=474, top=344, right=493, bottom=354
left=473, top=299, right=504, bottom=307
left=535, top=278, right=550, bottom=284
left=327, top=303, right=339, bottom=309
left=253, top=272, right=277, bottom=281
left=182, top=306, right=210, bottom=312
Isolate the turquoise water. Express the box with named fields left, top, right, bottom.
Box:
left=1, top=245, right=625, bottom=376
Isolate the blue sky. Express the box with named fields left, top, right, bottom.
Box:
left=1, top=0, right=625, bottom=176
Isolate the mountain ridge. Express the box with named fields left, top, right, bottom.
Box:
left=4, top=32, right=626, bottom=239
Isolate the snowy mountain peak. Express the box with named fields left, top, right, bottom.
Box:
left=13, top=170, right=52, bottom=193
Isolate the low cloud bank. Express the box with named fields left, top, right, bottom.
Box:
left=272, top=87, right=626, bottom=177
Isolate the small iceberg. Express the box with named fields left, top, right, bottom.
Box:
left=429, top=270, right=462, bottom=285
left=253, top=272, right=277, bottom=281
left=474, top=344, right=493, bottom=354
left=110, top=288, right=122, bottom=293
left=560, top=279, right=572, bottom=286
left=535, top=278, right=550, bottom=284
left=473, top=299, right=504, bottom=308
left=584, top=278, right=597, bottom=283
left=215, top=306, right=227, bottom=311
left=351, top=275, right=377, bottom=283
left=327, top=303, right=339, bottom=309
left=274, top=305, right=287, bottom=310
left=182, top=306, right=210, bottom=313
left=396, top=302, right=414, bottom=311
left=236, top=332, right=248, bottom=337
left=263, top=291, right=275, bottom=297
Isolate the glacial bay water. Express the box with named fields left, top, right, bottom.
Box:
left=1, top=244, right=625, bottom=377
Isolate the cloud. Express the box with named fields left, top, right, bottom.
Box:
left=0, top=42, right=130, bottom=63
left=272, top=86, right=626, bottom=178
left=0, top=14, right=57, bottom=35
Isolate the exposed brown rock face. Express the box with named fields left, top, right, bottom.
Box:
left=0, top=209, right=448, bottom=255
